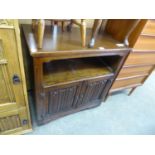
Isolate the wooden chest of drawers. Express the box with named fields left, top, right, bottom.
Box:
left=110, top=20, right=155, bottom=94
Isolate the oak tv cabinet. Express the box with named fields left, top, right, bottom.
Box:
left=22, top=24, right=130, bottom=125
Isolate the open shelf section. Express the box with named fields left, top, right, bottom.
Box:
left=43, top=57, right=114, bottom=87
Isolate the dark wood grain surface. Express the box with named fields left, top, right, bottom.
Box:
left=21, top=24, right=130, bottom=125
left=22, top=24, right=127, bottom=55
left=43, top=57, right=113, bottom=86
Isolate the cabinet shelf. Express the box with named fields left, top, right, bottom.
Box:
left=43, top=57, right=114, bottom=87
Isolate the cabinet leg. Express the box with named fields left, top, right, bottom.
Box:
left=128, top=87, right=136, bottom=96
left=37, top=19, right=45, bottom=49
left=103, top=93, right=111, bottom=102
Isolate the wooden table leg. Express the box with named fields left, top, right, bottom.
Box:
left=32, top=19, right=37, bottom=31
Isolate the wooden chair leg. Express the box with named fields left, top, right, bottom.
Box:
left=37, top=19, right=45, bottom=49
left=32, top=19, right=37, bottom=31
left=67, top=20, right=73, bottom=32
left=128, top=87, right=136, bottom=96
left=51, top=20, right=54, bottom=29
left=88, top=19, right=102, bottom=48
left=61, top=21, right=65, bottom=32
left=80, top=19, right=86, bottom=47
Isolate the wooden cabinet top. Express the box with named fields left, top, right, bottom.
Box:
left=22, top=24, right=129, bottom=59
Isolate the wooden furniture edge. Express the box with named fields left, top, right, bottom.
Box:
left=13, top=20, right=32, bottom=130
left=109, top=83, right=142, bottom=93
left=116, top=74, right=149, bottom=81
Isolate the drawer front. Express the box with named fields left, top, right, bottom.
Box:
left=142, top=20, right=155, bottom=35
left=117, top=65, right=154, bottom=79
left=125, top=52, right=155, bottom=66
left=134, top=35, right=155, bottom=50
left=111, top=76, right=146, bottom=90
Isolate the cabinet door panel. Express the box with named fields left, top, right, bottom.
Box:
left=83, top=81, right=105, bottom=103
left=0, top=20, right=32, bottom=134
left=0, top=42, right=15, bottom=106
left=79, top=78, right=109, bottom=106
left=44, top=82, right=81, bottom=116
left=0, top=30, right=26, bottom=111
left=0, top=62, right=15, bottom=104
left=0, top=114, right=21, bottom=133
left=0, top=107, right=30, bottom=135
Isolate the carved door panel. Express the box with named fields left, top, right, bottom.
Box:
left=0, top=57, right=15, bottom=105
left=0, top=40, right=17, bottom=111
left=0, top=107, right=29, bottom=134
left=42, top=82, right=82, bottom=118
left=0, top=34, right=25, bottom=111
left=77, top=77, right=110, bottom=107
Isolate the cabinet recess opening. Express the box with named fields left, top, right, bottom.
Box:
left=42, top=56, right=120, bottom=87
